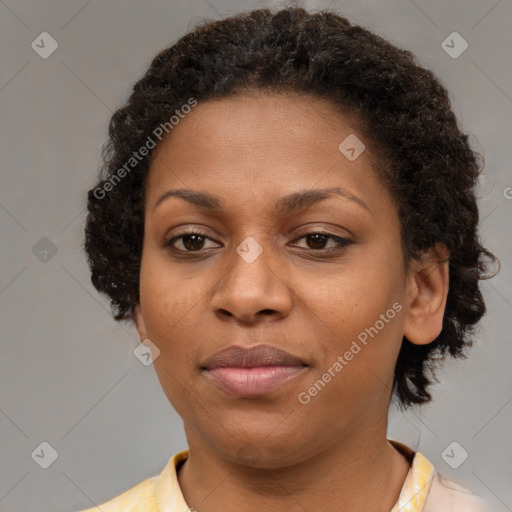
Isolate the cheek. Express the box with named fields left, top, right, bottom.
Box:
left=297, top=249, right=405, bottom=388
left=294, top=310, right=403, bottom=439
left=140, top=248, right=205, bottom=327
left=139, top=258, right=205, bottom=413
left=301, top=252, right=404, bottom=338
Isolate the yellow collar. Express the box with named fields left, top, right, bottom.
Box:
left=389, top=439, right=435, bottom=511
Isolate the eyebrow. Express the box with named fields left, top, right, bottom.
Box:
left=153, top=186, right=371, bottom=217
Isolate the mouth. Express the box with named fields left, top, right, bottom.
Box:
left=201, top=345, right=308, bottom=397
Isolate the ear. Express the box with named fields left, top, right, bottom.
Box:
left=403, top=243, right=450, bottom=345
left=133, top=303, right=148, bottom=341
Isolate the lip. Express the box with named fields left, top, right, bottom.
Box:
left=202, top=345, right=307, bottom=397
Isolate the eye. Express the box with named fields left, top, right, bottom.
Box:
left=290, top=231, right=354, bottom=252
left=163, top=231, right=221, bottom=252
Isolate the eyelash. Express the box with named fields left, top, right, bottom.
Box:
left=163, top=229, right=354, bottom=255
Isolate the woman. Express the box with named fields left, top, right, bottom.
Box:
left=81, top=6, right=496, bottom=511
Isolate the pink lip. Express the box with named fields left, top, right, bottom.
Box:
left=202, top=345, right=307, bottom=397
left=207, top=366, right=305, bottom=396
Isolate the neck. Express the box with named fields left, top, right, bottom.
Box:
left=177, top=424, right=411, bottom=512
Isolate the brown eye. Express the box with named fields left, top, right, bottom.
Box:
left=164, top=231, right=221, bottom=252
left=291, top=232, right=353, bottom=252
left=305, top=233, right=329, bottom=249
left=181, top=234, right=205, bottom=251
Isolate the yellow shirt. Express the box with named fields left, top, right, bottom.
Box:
left=78, top=439, right=488, bottom=512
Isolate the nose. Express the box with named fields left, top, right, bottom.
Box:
left=210, top=239, right=293, bottom=324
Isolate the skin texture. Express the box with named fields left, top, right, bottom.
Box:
left=134, top=92, right=449, bottom=512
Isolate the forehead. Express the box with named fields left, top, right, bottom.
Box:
left=145, top=92, right=388, bottom=217
left=150, top=92, right=364, bottom=163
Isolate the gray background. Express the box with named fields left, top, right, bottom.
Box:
left=0, top=0, right=511, bottom=511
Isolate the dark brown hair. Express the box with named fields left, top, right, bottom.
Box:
left=84, top=7, right=497, bottom=408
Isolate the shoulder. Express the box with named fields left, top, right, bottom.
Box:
left=423, top=472, right=490, bottom=512
left=76, top=475, right=159, bottom=512
left=74, top=450, right=190, bottom=512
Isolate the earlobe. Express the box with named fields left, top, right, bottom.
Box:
left=403, top=243, right=450, bottom=346
left=133, top=303, right=148, bottom=340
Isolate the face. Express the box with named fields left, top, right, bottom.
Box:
left=134, top=92, right=419, bottom=468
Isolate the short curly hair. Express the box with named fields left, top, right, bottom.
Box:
left=84, top=7, right=497, bottom=409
